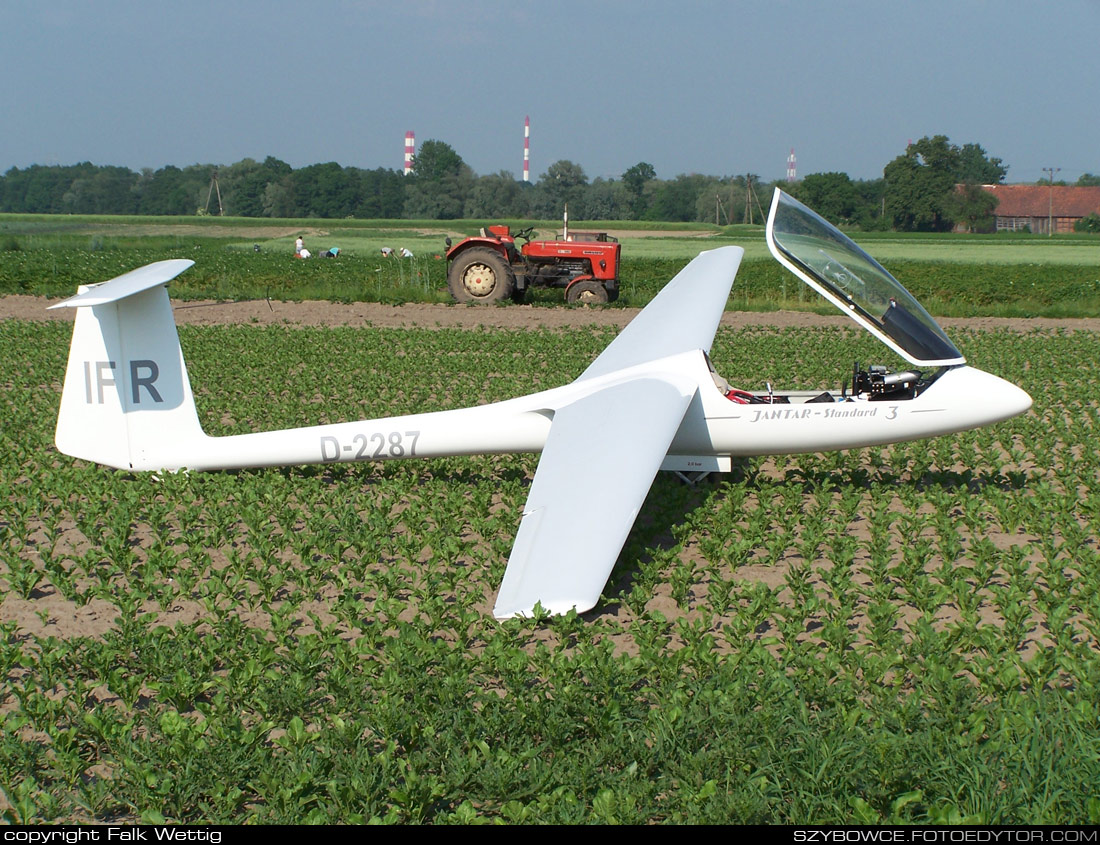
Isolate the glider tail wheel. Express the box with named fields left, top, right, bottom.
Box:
left=447, top=248, right=515, bottom=303
left=565, top=279, right=609, bottom=305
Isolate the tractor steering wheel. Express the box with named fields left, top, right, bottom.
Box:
left=513, top=226, right=535, bottom=242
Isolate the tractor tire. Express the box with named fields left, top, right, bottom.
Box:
left=565, top=279, right=609, bottom=305
left=447, top=248, right=515, bottom=303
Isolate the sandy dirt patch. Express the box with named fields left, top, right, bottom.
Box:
left=37, top=223, right=333, bottom=239
left=5, top=294, right=1100, bottom=333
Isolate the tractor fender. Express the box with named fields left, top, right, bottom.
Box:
left=563, top=275, right=595, bottom=295
left=445, top=238, right=512, bottom=262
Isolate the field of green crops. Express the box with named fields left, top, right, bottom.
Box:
left=6, top=211, right=1100, bottom=264
left=2, top=314, right=1099, bottom=824
left=4, top=213, right=1100, bottom=316
left=3, top=245, right=1100, bottom=319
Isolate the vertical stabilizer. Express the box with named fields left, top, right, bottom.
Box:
left=50, top=260, right=206, bottom=470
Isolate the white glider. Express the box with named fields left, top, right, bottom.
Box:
left=50, top=190, right=1032, bottom=618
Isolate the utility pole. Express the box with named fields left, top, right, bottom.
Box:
left=716, top=192, right=730, bottom=226
left=204, top=169, right=223, bottom=216
left=743, top=175, right=765, bottom=226
left=1043, top=167, right=1061, bottom=236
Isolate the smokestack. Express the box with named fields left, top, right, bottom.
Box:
left=786, top=148, right=797, bottom=182
left=523, top=116, right=530, bottom=182
left=404, top=131, right=415, bottom=175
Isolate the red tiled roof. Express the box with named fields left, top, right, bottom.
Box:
left=979, top=184, right=1100, bottom=217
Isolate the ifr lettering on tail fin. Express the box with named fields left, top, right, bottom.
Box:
left=81, top=359, right=163, bottom=404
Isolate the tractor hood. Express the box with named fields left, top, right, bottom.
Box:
left=765, top=189, right=964, bottom=368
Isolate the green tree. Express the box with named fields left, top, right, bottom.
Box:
left=357, top=167, right=405, bottom=218
left=262, top=179, right=294, bottom=218
left=59, top=164, right=144, bottom=214
left=699, top=176, right=759, bottom=224
left=645, top=173, right=710, bottom=222
left=700, top=177, right=746, bottom=225
left=584, top=177, right=633, bottom=220
left=853, top=178, right=887, bottom=229
left=176, top=164, right=220, bottom=215
left=622, top=162, right=655, bottom=195
left=795, top=172, right=861, bottom=225
left=136, top=165, right=194, bottom=215
left=1076, top=173, right=1100, bottom=187
left=955, top=143, right=1007, bottom=184
left=464, top=171, right=527, bottom=219
left=948, top=182, right=998, bottom=233
left=221, top=157, right=292, bottom=217
left=883, top=135, right=1006, bottom=231
left=534, top=160, right=588, bottom=217
left=1, top=163, right=103, bottom=213
left=622, top=162, right=656, bottom=218
left=404, top=139, right=473, bottom=219
left=1074, top=212, right=1100, bottom=233
left=291, top=162, right=363, bottom=218
left=410, top=140, right=464, bottom=182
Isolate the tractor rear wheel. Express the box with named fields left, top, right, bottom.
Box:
left=565, top=279, right=609, bottom=305
left=448, top=248, right=515, bottom=303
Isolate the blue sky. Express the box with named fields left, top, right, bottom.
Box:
left=4, top=0, right=1097, bottom=183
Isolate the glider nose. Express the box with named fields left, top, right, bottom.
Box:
left=999, top=377, right=1033, bottom=420
left=949, top=366, right=1032, bottom=426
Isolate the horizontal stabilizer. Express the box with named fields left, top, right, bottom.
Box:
left=49, top=259, right=194, bottom=309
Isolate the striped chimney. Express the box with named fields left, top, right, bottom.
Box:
left=404, top=131, right=415, bottom=175
left=523, top=116, right=530, bottom=182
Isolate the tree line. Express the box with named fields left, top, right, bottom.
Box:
left=2, top=135, right=1095, bottom=231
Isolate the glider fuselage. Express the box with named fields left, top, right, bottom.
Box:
left=128, top=348, right=1029, bottom=474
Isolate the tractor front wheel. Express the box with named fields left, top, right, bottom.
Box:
left=448, top=248, right=515, bottom=303
left=565, top=279, right=609, bottom=305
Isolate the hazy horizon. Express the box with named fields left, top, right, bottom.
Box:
left=4, top=0, right=1097, bottom=184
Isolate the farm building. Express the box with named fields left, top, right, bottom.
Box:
left=978, top=184, right=1100, bottom=234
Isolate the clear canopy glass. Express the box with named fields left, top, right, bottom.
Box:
left=766, top=190, right=964, bottom=367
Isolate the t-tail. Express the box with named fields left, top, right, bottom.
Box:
left=51, top=259, right=207, bottom=470
left=50, top=259, right=556, bottom=474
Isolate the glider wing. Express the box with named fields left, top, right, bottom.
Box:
left=578, top=246, right=743, bottom=382
left=493, top=373, right=698, bottom=619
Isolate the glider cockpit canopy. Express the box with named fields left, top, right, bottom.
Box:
left=766, top=189, right=964, bottom=368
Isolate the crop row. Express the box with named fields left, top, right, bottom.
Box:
left=1, top=319, right=1098, bottom=823
left=3, top=245, right=1100, bottom=315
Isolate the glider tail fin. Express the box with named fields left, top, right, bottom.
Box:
left=51, top=259, right=205, bottom=470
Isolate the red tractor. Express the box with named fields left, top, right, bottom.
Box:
left=445, top=225, right=620, bottom=304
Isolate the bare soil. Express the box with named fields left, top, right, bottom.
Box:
left=6, top=294, right=1100, bottom=333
